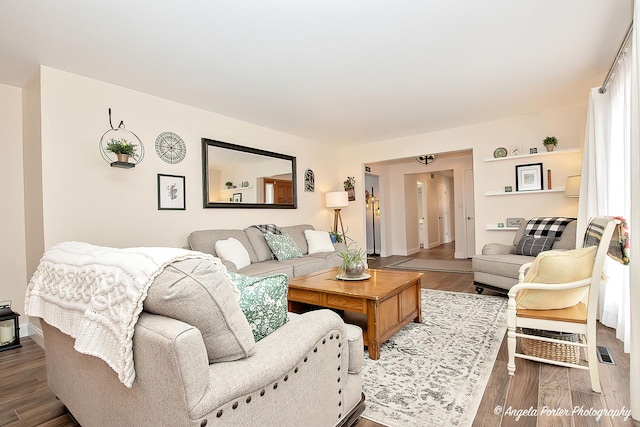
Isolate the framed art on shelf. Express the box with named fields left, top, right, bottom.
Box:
left=510, top=144, right=522, bottom=156
left=158, top=174, right=185, bottom=210
left=515, top=163, right=543, bottom=191
left=232, top=193, right=242, bottom=203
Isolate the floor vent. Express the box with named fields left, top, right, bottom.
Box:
left=597, top=346, right=615, bottom=365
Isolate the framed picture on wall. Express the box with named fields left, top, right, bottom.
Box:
left=158, top=174, right=186, bottom=210
left=515, top=163, right=543, bottom=192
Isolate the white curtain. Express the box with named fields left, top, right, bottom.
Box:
left=578, top=46, right=633, bottom=352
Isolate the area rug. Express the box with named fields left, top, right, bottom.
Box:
left=361, top=289, right=507, bottom=427
left=384, top=258, right=473, bottom=273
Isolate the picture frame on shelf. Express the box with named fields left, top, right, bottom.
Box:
left=505, top=186, right=513, bottom=192
left=158, top=174, right=185, bottom=210
left=506, top=217, right=526, bottom=228
left=232, top=193, right=242, bottom=203
left=529, top=147, right=537, bottom=154
left=515, top=163, right=543, bottom=191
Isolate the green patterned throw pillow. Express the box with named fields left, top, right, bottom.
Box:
left=264, top=233, right=303, bottom=261
left=228, top=272, right=289, bottom=341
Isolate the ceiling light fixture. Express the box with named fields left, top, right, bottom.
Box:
left=416, top=154, right=438, bottom=165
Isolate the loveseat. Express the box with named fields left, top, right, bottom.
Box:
left=36, top=254, right=365, bottom=427
left=472, top=219, right=577, bottom=294
left=187, top=224, right=346, bottom=277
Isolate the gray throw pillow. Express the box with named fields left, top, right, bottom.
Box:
left=144, top=258, right=255, bottom=363
left=515, top=235, right=555, bottom=257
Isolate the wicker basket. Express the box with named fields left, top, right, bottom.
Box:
left=521, top=328, right=580, bottom=364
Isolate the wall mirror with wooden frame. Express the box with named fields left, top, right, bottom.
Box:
left=202, top=138, right=297, bottom=209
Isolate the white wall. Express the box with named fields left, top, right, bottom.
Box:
left=32, top=67, right=337, bottom=250
left=0, top=83, right=28, bottom=330
left=340, top=104, right=585, bottom=255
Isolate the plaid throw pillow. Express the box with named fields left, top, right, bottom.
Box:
left=515, top=235, right=555, bottom=257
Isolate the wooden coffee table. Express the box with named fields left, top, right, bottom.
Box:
left=287, top=268, right=423, bottom=360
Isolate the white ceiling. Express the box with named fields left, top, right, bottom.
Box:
left=0, top=1, right=632, bottom=145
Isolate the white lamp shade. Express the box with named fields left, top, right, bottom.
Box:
left=325, top=191, right=349, bottom=208
left=564, top=175, right=581, bottom=197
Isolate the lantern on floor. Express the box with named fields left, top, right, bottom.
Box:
left=0, top=300, right=21, bottom=352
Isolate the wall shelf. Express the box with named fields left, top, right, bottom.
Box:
left=483, top=148, right=580, bottom=163
left=485, top=187, right=565, bottom=196
left=221, top=186, right=253, bottom=191
left=486, top=225, right=519, bottom=231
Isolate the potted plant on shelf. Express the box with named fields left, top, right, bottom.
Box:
left=335, top=243, right=368, bottom=278
left=543, top=136, right=558, bottom=152
left=105, top=138, right=138, bottom=163
left=225, top=181, right=233, bottom=189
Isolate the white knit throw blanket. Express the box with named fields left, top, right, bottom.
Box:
left=25, top=241, right=222, bottom=388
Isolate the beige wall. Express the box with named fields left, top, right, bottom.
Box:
left=33, top=67, right=337, bottom=250
left=340, top=103, right=585, bottom=256
left=0, top=83, right=28, bottom=330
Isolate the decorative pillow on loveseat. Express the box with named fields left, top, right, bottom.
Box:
left=514, top=235, right=555, bottom=257
left=516, top=246, right=597, bottom=310
left=144, top=258, right=256, bottom=363
left=228, top=272, right=289, bottom=341
left=264, top=233, right=303, bottom=261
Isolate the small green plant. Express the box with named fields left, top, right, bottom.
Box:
left=343, top=176, right=355, bottom=190
left=105, top=138, right=138, bottom=158
left=335, top=242, right=368, bottom=271
left=543, top=136, right=558, bottom=146
left=329, top=231, right=344, bottom=243
left=225, top=181, right=233, bottom=188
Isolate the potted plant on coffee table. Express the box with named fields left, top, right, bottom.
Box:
left=335, top=243, right=368, bottom=278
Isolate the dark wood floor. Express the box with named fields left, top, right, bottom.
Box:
left=2, top=243, right=637, bottom=426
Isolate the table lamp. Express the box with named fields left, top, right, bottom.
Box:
left=564, top=175, right=581, bottom=198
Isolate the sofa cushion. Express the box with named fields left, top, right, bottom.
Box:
left=516, top=246, right=597, bottom=310
left=265, top=233, right=304, bottom=261
left=514, top=235, right=555, bottom=257
left=244, top=227, right=274, bottom=262
left=187, top=230, right=258, bottom=263
left=228, top=272, right=289, bottom=341
left=237, top=260, right=294, bottom=278
left=144, top=258, right=255, bottom=363
left=281, top=224, right=315, bottom=255
left=304, top=229, right=335, bottom=254
left=289, top=256, right=329, bottom=276
left=472, top=253, right=535, bottom=280
left=215, top=237, right=251, bottom=270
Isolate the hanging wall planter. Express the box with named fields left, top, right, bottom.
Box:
left=99, top=108, right=145, bottom=168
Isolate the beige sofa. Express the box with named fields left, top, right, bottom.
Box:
left=472, top=219, right=577, bottom=294
left=187, top=224, right=345, bottom=277
left=41, top=256, right=365, bottom=427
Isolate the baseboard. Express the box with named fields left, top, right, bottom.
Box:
left=427, top=241, right=441, bottom=249
left=407, top=247, right=420, bottom=255
left=26, top=322, right=44, bottom=348
left=454, top=252, right=467, bottom=259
